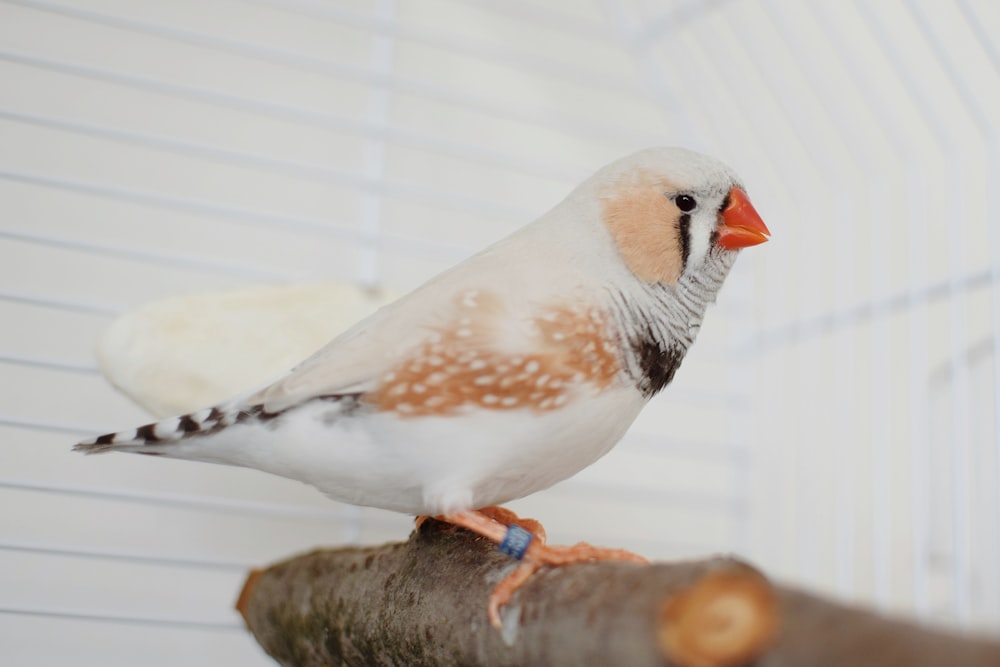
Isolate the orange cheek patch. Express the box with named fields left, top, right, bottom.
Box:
left=602, top=179, right=684, bottom=284
left=365, top=295, right=621, bottom=418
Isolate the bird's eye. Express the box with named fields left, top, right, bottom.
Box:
left=674, top=194, right=697, bottom=212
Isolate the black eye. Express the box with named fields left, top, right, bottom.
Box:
left=674, top=194, right=697, bottom=212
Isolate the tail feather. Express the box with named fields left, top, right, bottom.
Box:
left=74, top=393, right=363, bottom=455
left=74, top=404, right=243, bottom=454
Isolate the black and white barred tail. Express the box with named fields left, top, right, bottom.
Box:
left=74, top=401, right=257, bottom=455
left=73, top=394, right=362, bottom=455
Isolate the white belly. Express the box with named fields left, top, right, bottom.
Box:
left=185, top=387, right=645, bottom=515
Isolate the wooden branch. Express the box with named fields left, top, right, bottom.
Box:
left=238, top=520, right=1000, bottom=667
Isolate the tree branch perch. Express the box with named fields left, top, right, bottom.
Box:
left=237, top=520, right=1000, bottom=666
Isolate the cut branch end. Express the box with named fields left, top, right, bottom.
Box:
left=659, top=565, right=778, bottom=667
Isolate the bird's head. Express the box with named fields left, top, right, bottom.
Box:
left=595, top=147, right=769, bottom=285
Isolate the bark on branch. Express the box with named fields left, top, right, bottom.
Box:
left=237, top=519, right=1000, bottom=667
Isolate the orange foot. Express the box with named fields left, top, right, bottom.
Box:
left=426, top=506, right=647, bottom=628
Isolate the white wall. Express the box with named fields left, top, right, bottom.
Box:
left=2, top=1, right=998, bottom=664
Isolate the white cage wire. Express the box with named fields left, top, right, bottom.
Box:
left=2, top=0, right=999, bottom=664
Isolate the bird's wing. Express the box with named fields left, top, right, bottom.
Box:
left=252, top=243, right=541, bottom=412
left=250, top=290, right=449, bottom=412
left=251, top=231, right=605, bottom=414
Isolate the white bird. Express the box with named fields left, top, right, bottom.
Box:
left=76, top=147, right=770, bottom=626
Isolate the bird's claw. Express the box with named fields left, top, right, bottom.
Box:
left=487, top=537, right=648, bottom=628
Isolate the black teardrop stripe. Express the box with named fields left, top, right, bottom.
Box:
left=678, top=213, right=691, bottom=267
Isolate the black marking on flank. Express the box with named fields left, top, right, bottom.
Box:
left=95, top=433, right=115, bottom=445
left=135, top=423, right=161, bottom=443
left=206, top=407, right=225, bottom=423
left=678, top=213, right=691, bottom=267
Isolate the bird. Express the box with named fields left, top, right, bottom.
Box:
left=75, top=146, right=770, bottom=627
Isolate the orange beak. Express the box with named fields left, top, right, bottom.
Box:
left=717, top=188, right=770, bottom=249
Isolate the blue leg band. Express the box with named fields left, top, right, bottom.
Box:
left=498, top=524, right=533, bottom=560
